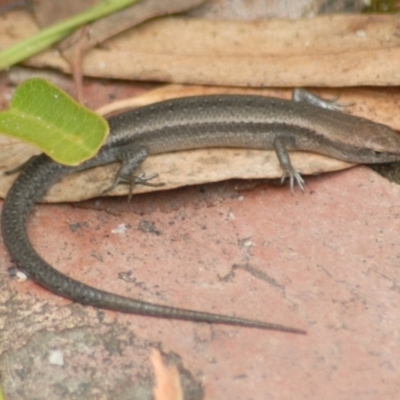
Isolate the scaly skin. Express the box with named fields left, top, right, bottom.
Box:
left=3, top=93, right=400, bottom=333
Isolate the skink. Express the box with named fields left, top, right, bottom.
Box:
left=3, top=89, right=400, bottom=334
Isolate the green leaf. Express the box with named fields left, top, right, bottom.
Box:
left=0, top=78, right=108, bottom=165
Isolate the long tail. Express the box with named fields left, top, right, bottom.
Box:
left=1, top=154, right=305, bottom=334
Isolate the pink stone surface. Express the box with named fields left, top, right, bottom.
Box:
left=2, top=166, right=400, bottom=399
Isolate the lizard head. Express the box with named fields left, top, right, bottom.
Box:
left=335, top=118, right=400, bottom=164
left=358, top=119, right=400, bottom=163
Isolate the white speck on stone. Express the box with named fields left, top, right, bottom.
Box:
left=112, top=223, right=126, bottom=234
left=98, top=62, right=106, bottom=69
left=49, top=350, right=64, bottom=366
left=243, top=239, right=253, bottom=247
left=238, top=196, right=244, bottom=201
left=16, top=271, right=27, bottom=281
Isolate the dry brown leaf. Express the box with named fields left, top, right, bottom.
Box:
left=59, top=0, right=206, bottom=55
left=151, top=349, right=183, bottom=400
left=2, top=12, right=400, bottom=87
left=30, top=0, right=98, bottom=27
left=58, top=0, right=206, bottom=100
left=187, top=0, right=365, bottom=19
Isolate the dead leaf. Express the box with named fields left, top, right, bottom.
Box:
left=30, top=0, right=98, bottom=27
left=151, top=349, right=183, bottom=400
left=57, top=0, right=206, bottom=100
left=186, top=0, right=364, bottom=19
left=59, top=0, right=206, bottom=55
left=2, top=12, right=400, bottom=87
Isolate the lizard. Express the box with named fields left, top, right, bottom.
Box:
left=3, top=89, right=400, bottom=334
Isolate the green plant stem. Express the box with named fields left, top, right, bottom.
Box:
left=0, top=0, right=140, bottom=70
